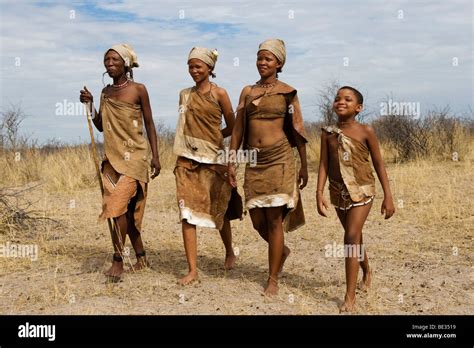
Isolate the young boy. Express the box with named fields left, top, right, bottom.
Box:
left=316, top=86, right=395, bottom=312
left=79, top=44, right=161, bottom=279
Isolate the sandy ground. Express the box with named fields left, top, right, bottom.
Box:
left=0, top=161, right=472, bottom=315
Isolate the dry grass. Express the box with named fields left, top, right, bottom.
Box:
left=0, top=131, right=472, bottom=315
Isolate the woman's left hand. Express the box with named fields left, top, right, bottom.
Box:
left=150, top=157, right=161, bottom=179
left=299, top=166, right=308, bottom=190
left=381, top=197, right=395, bottom=219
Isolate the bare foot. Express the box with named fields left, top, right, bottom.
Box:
left=224, top=253, right=236, bottom=270
left=264, top=276, right=279, bottom=296
left=279, top=246, right=291, bottom=274
left=359, top=267, right=372, bottom=292
left=339, top=293, right=356, bottom=313
left=359, top=268, right=372, bottom=291
left=178, top=270, right=199, bottom=286
left=128, top=257, right=149, bottom=273
left=104, top=261, right=124, bottom=278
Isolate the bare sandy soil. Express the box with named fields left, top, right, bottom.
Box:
left=0, top=161, right=472, bottom=315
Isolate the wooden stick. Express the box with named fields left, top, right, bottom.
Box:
left=83, top=102, right=117, bottom=241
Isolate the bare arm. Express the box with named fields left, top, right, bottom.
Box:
left=217, top=88, right=235, bottom=138
left=366, top=126, right=394, bottom=219
left=229, top=86, right=251, bottom=152
left=294, top=129, right=308, bottom=189
left=316, top=130, right=330, bottom=216
left=138, top=84, right=161, bottom=179
left=91, top=107, right=102, bottom=131
left=228, top=86, right=251, bottom=187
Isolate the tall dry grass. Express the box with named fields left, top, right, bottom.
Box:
left=1, top=119, right=472, bottom=193
left=0, top=127, right=176, bottom=193
left=373, top=113, right=472, bottom=162
left=0, top=117, right=473, bottom=315
left=0, top=142, right=472, bottom=314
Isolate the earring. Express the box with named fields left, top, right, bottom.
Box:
left=102, top=71, right=107, bottom=86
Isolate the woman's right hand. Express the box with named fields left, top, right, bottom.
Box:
left=80, top=86, right=93, bottom=104
left=228, top=164, right=237, bottom=188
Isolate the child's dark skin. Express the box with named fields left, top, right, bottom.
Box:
left=79, top=50, right=161, bottom=278
left=316, top=88, right=395, bottom=312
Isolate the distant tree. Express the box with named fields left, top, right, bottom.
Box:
left=1, top=103, right=26, bottom=150
left=316, top=81, right=371, bottom=125
left=317, top=81, right=340, bottom=126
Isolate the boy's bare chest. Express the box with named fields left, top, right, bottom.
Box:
left=328, top=131, right=367, bottom=147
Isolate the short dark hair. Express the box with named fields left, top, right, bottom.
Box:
left=339, top=86, right=363, bottom=104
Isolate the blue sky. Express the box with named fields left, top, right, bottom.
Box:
left=1, top=0, right=472, bottom=144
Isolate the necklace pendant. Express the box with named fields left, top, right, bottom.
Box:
left=256, top=79, right=278, bottom=88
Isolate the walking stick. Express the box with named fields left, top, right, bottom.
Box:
left=82, top=101, right=117, bottom=242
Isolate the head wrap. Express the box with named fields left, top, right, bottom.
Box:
left=188, top=47, right=219, bottom=68
left=258, top=39, right=286, bottom=67
left=105, top=43, right=139, bottom=68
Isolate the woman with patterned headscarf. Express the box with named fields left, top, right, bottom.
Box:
left=173, top=47, right=242, bottom=285
left=79, top=43, right=161, bottom=280
left=228, top=39, right=308, bottom=295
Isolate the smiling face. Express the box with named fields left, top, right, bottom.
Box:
left=188, top=58, right=212, bottom=83
left=333, top=88, right=363, bottom=119
left=256, top=50, right=282, bottom=79
left=104, top=50, right=126, bottom=78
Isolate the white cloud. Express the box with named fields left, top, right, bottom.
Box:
left=0, top=0, right=472, bottom=143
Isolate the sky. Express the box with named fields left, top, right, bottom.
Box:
left=0, top=0, right=472, bottom=144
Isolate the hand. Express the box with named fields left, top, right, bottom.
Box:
left=150, top=157, right=161, bottom=179
left=228, top=164, right=237, bottom=188
left=80, top=86, right=93, bottom=104
left=316, top=192, right=330, bottom=217
left=381, top=197, right=395, bottom=219
left=298, top=166, right=308, bottom=190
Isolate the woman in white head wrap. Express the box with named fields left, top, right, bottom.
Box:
left=173, top=47, right=242, bottom=285
left=79, top=43, right=161, bottom=279
left=103, top=43, right=139, bottom=82
left=228, top=39, right=308, bottom=296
